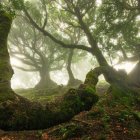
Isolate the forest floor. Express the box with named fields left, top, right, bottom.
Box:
left=0, top=82, right=140, bottom=140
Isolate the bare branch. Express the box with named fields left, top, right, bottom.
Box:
left=12, top=65, right=38, bottom=72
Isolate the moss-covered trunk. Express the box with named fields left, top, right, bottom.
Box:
left=0, top=12, right=13, bottom=89
left=0, top=11, right=15, bottom=101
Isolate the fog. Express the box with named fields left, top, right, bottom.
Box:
left=10, top=55, right=94, bottom=89
left=7, top=0, right=139, bottom=90
left=10, top=56, right=137, bottom=89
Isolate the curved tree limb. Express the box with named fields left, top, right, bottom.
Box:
left=22, top=6, right=92, bottom=53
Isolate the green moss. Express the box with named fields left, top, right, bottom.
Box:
left=54, top=89, right=84, bottom=121
left=2, top=12, right=13, bottom=20
left=85, top=86, right=96, bottom=94
left=0, top=91, right=15, bottom=102
left=0, top=10, right=13, bottom=95
left=10, top=111, right=29, bottom=130
left=0, top=101, right=15, bottom=130
left=78, top=86, right=99, bottom=110
left=85, top=70, right=98, bottom=88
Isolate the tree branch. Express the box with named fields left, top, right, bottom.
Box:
left=12, top=65, right=38, bottom=72
left=22, top=6, right=92, bottom=53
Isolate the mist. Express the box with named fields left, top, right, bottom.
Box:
left=10, top=55, right=94, bottom=89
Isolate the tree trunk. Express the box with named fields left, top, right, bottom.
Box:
left=67, top=49, right=75, bottom=83
left=0, top=12, right=13, bottom=90
left=35, top=69, right=57, bottom=89
left=67, top=49, right=82, bottom=87
left=76, top=13, right=109, bottom=68
left=0, top=11, right=15, bottom=101
left=77, top=14, right=130, bottom=87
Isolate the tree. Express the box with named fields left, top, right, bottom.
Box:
left=64, top=28, right=85, bottom=86
left=0, top=7, right=15, bottom=101
left=95, top=0, right=140, bottom=61
left=0, top=0, right=140, bottom=131
left=16, top=0, right=140, bottom=90
left=0, top=7, right=98, bottom=130
left=10, top=0, right=87, bottom=88
left=18, top=2, right=112, bottom=77
left=94, top=0, right=140, bottom=85
left=8, top=16, right=68, bottom=89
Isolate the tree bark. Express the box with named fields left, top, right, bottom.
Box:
left=0, top=12, right=13, bottom=90
left=75, top=9, right=109, bottom=68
